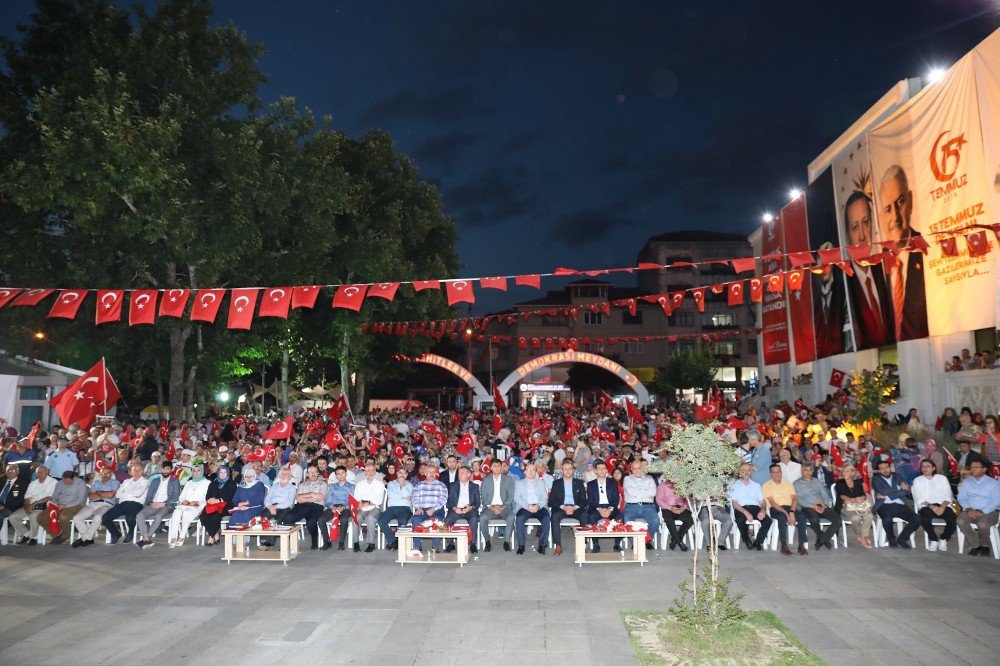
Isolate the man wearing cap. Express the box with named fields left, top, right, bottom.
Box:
left=443, top=465, right=480, bottom=553
left=44, top=438, right=79, bottom=479
left=48, top=471, right=87, bottom=544
left=3, top=438, right=35, bottom=481
left=134, top=461, right=180, bottom=549
left=478, top=458, right=515, bottom=552
left=71, top=466, right=120, bottom=547
left=9, top=466, right=56, bottom=545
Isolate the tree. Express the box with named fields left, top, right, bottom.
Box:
left=847, top=366, right=897, bottom=428
left=664, top=423, right=744, bottom=632
left=652, top=345, right=719, bottom=402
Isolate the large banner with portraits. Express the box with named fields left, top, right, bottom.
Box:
left=805, top=167, right=851, bottom=358
left=868, top=55, right=995, bottom=339
left=971, top=31, right=1000, bottom=330
left=761, top=215, right=791, bottom=365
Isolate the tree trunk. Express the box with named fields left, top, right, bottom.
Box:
left=340, top=329, right=352, bottom=409
left=353, top=370, right=367, bottom=413
left=690, top=498, right=699, bottom=606
left=155, top=357, right=165, bottom=422
left=184, top=363, right=196, bottom=420
left=168, top=326, right=190, bottom=423
left=281, top=344, right=289, bottom=414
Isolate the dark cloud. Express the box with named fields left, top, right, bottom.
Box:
left=411, top=131, right=481, bottom=167
left=544, top=203, right=633, bottom=248
left=359, top=84, right=486, bottom=126
left=443, top=166, right=539, bottom=228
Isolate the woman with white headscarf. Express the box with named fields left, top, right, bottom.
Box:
left=166, top=462, right=210, bottom=548
left=229, top=466, right=267, bottom=526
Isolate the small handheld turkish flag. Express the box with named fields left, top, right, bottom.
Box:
left=694, top=401, right=719, bottom=422
left=47, top=502, right=61, bottom=535
left=492, top=381, right=507, bottom=411
left=332, top=284, right=368, bottom=311
left=95, top=290, right=124, bottom=324
left=625, top=400, right=644, bottom=422
left=829, top=368, right=847, bottom=388
left=492, top=413, right=503, bottom=434
left=48, top=290, right=88, bottom=320
left=456, top=432, right=475, bottom=457
left=129, top=290, right=158, bottom=326
left=262, top=416, right=294, bottom=440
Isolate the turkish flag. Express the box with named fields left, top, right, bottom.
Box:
left=598, top=389, right=614, bottom=410
left=749, top=277, right=763, bottom=302
left=766, top=273, right=784, bottom=293
left=670, top=291, right=685, bottom=310
left=694, top=401, right=719, bottom=422
left=291, top=286, right=320, bottom=309
left=480, top=276, right=507, bottom=291
left=412, top=280, right=440, bottom=291
left=332, top=284, right=368, bottom=311
left=95, top=290, right=124, bottom=324
left=649, top=294, right=671, bottom=317
left=965, top=230, right=990, bottom=257
left=227, top=288, right=258, bottom=330
left=258, top=287, right=292, bottom=318
left=11, top=288, right=54, bottom=306
left=348, top=494, right=360, bottom=524
left=944, top=448, right=959, bottom=478
left=492, top=413, right=503, bottom=434
left=691, top=287, right=706, bottom=313
left=47, top=290, right=88, bottom=319
left=368, top=282, right=400, bottom=301
left=606, top=454, right=619, bottom=472
left=514, top=275, right=541, bottom=289
left=731, top=257, right=756, bottom=274
left=158, top=288, right=191, bottom=317
left=625, top=400, right=644, bottom=422
left=817, top=248, right=842, bottom=264
left=327, top=394, right=350, bottom=419
left=492, top=380, right=507, bottom=410
left=456, top=432, right=475, bottom=457
left=129, top=290, right=158, bottom=326
left=49, top=358, right=121, bottom=428
left=727, top=282, right=744, bottom=307
left=480, top=456, right=492, bottom=476
left=262, top=416, right=294, bottom=440
left=939, top=236, right=958, bottom=257
left=788, top=251, right=814, bottom=267
left=829, top=368, right=847, bottom=388
left=190, top=289, right=226, bottom=322
left=445, top=280, right=476, bottom=306
left=0, top=288, right=22, bottom=309
left=324, top=429, right=345, bottom=448
left=785, top=270, right=805, bottom=291
left=47, top=502, right=61, bottom=535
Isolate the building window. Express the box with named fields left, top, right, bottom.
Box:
left=583, top=311, right=603, bottom=325
left=747, top=338, right=758, bottom=355
left=622, top=310, right=643, bottom=325
left=20, top=405, right=43, bottom=434
left=710, top=314, right=735, bottom=327
left=19, top=386, right=47, bottom=400
left=669, top=312, right=693, bottom=327
left=624, top=340, right=645, bottom=355
left=712, top=342, right=736, bottom=356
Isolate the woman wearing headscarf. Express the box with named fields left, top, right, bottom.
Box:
left=166, top=462, right=211, bottom=548
left=229, top=466, right=267, bottom=526
left=201, top=464, right=236, bottom=546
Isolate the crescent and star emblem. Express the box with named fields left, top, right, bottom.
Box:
left=344, top=287, right=359, bottom=298
left=168, top=289, right=184, bottom=303
left=62, top=292, right=80, bottom=304
left=101, top=292, right=118, bottom=309
left=134, top=294, right=150, bottom=309
left=234, top=295, right=250, bottom=312
left=269, top=289, right=285, bottom=301
left=200, top=292, right=217, bottom=308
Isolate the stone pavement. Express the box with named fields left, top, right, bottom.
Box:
left=0, top=536, right=996, bottom=665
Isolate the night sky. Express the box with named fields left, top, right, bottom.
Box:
left=3, top=1, right=998, bottom=314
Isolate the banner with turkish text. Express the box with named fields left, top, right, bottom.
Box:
left=868, top=54, right=995, bottom=338
left=782, top=197, right=816, bottom=365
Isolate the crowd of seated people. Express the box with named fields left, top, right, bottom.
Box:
left=1, top=393, right=999, bottom=560
left=945, top=347, right=1000, bottom=372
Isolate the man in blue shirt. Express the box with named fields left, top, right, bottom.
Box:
left=957, top=459, right=1000, bottom=556
left=71, top=467, right=120, bottom=547
left=748, top=432, right=774, bottom=486
left=323, top=466, right=356, bottom=551
left=44, top=438, right=79, bottom=479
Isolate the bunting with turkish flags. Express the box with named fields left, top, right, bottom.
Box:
left=95, top=290, right=124, bottom=325
left=227, top=288, right=259, bottom=330
left=47, top=290, right=88, bottom=319
left=412, top=280, right=440, bottom=291
left=690, top=287, right=706, bottom=313
left=159, top=289, right=190, bottom=317
left=332, top=284, right=368, bottom=311
left=129, top=290, right=158, bottom=326
left=49, top=358, right=121, bottom=429
left=749, top=277, right=763, bottom=303
left=514, top=275, right=540, bottom=289
left=445, top=280, right=476, bottom=306
left=12, top=288, right=54, bottom=306
left=258, top=287, right=292, bottom=318
left=0, top=288, right=22, bottom=308
left=190, top=289, right=225, bottom=322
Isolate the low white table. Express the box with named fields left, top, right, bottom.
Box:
left=222, top=525, right=299, bottom=565
left=396, top=528, right=470, bottom=566
left=573, top=527, right=647, bottom=566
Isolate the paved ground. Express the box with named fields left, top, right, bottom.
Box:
left=0, top=534, right=996, bottom=665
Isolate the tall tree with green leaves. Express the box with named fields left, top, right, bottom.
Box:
left=652, top=345, right=720, bottom=403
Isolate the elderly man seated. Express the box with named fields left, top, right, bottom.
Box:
left=792, top=461, right=841, bottom=550
left=9, top=466, right=56, bottom=545
left=71, top=466, right=121, bottom=547
left=48, top=471, right=87, bottom=544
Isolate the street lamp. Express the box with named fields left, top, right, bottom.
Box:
left=218, top=390, right=230, bottom=403
left=761, top=212, right=773, bottom=224
left=788, top=188, right=802, bottom=200
left=34, top=331, right=45, bottom=340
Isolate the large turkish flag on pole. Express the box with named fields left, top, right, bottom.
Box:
left=49, top=358, right=121, bottom=428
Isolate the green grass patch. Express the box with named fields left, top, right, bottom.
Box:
left=622, top=609, right=825, bottom=665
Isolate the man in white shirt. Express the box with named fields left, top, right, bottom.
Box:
left=535, top=460, right=554, bottom=492
left=286, top=452, right=304, bottom=484
left=9, top=466, right=57, bottom=545
left=911, top=458, right=956, bottom=551
left=352, top=460, right=386, bottom=552
left=778, top=448, right=801, bottom=484
left=380, top=466, right=413, bottom=551
left=729, top=462, right=772, bottom=551
left=622, top=460, right=659, bottom=550
left=101, top=462, right=149, bottom=544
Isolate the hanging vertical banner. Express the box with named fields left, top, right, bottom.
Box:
left=782, top=196, right=816, bottom=365
left=868, top=54, right=994, bottom=339
left=806, top=168, right=850, bottom=359
left=833, top=131, right=895, bottom=350
left=761, top=216, right=790, bottom=365
left=970, top=30, right=1000, bottom=330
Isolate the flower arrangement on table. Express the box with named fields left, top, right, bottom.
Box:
left=412, top=518, right=474, bottom=543
left=236, top=515, right=274, bottom=531
left=579, top=519, right=652, bottom=543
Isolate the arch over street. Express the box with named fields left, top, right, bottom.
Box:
left=497, top=350, right=651, bottom=406
left=411, top=354, right=491, bottom=403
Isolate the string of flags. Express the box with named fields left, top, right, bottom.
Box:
left=0, top=224, right=995, bottom=329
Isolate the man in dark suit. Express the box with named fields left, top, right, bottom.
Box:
left=872, top=459, right=920, bottom=548
left=440, top=455, right=460, bottom=487
left=443, top=465, right=480, bottom=553
left=0, top=465, right=28, bottom=526
left=548, top=460, right=589, bottom=555
left=842, top=191, right=894, bottom=349
left=812, top=242, right=849, bottom=358
left=478, top=459, right=516, bottom=552
left=879, top=165, right=928, bottom=341
left=586, top=460, right=621, bottom=553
